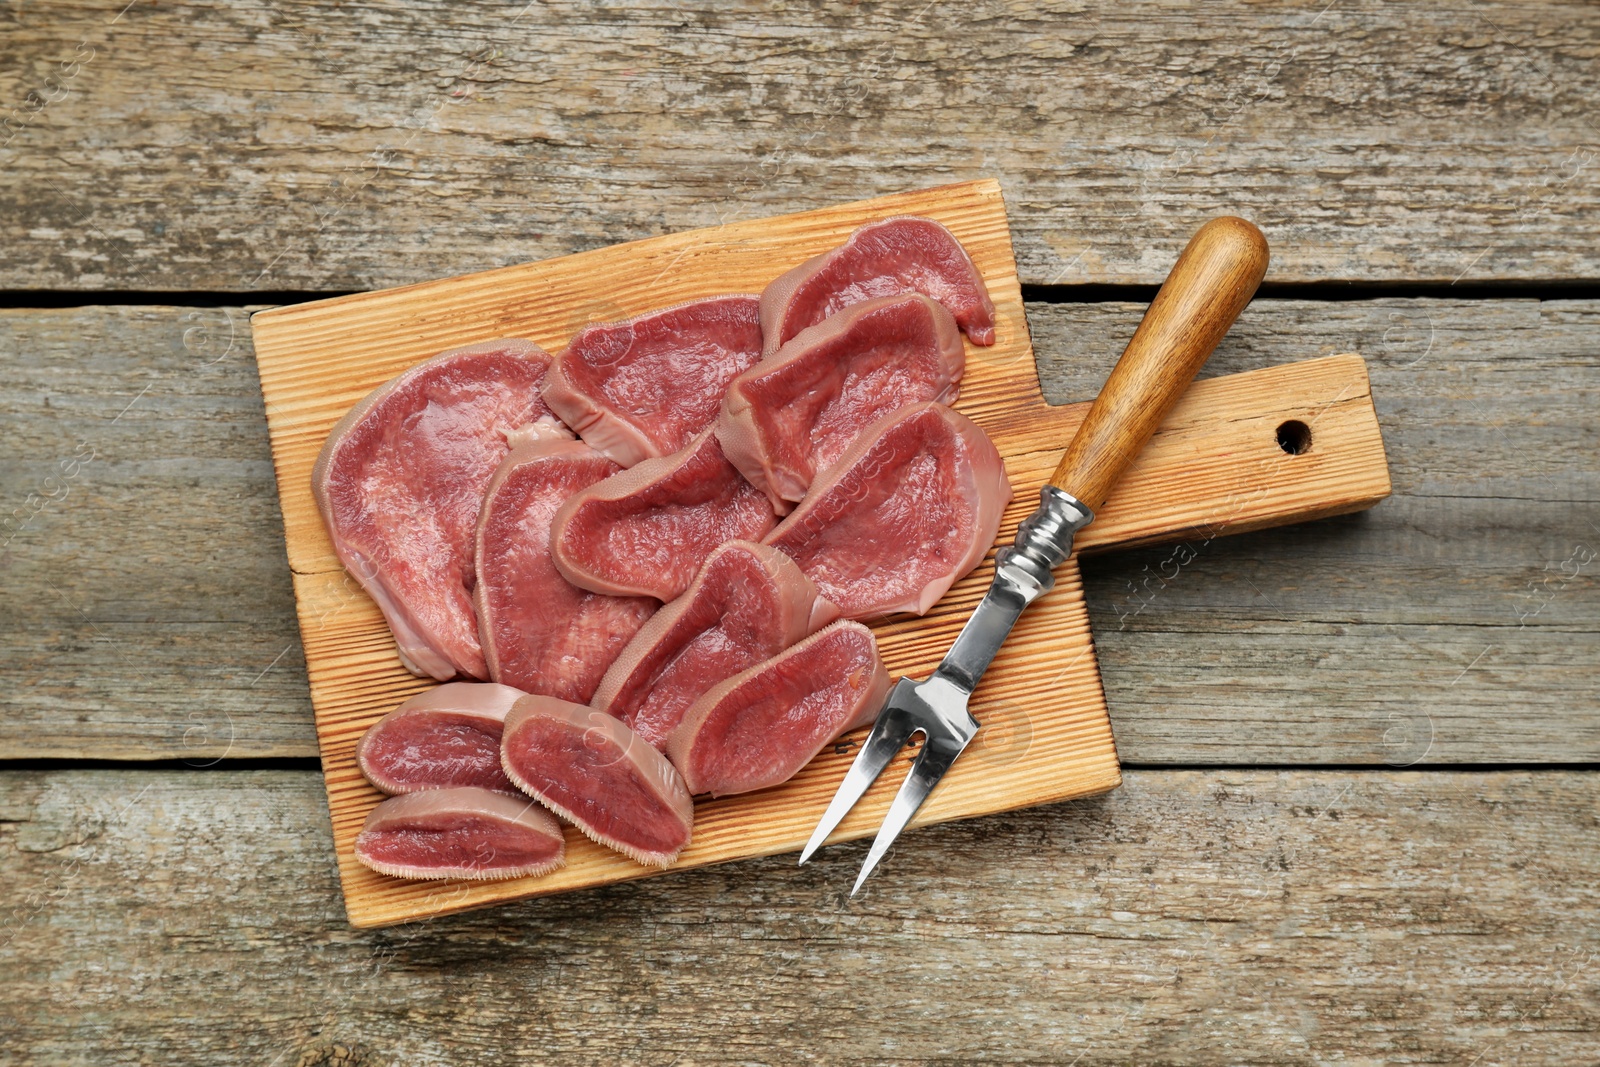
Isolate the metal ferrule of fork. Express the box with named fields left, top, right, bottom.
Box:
left=1003, top=486, right=1096, bottom=589
left=798, top=487, right=1094, bottom=893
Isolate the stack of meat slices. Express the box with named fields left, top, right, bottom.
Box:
left=317, top=217, right=1011, bottom=881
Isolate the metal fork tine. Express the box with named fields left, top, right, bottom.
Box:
left=850, top=724, right=970, bottom=896
left=797, top=702, right=919, bottom=865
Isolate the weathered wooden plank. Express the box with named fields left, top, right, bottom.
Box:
left=1, top=768, right=1596, bottom=1063
left=0, top=304, right=314, bottom=759
left=2, top=298, right=1594, bottom=762
left=2, top=1, right=1598, bottom=291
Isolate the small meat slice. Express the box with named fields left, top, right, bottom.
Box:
left=549, top=428, right=777, bottom=602
left=763, top=403, right=1012, bottom=619
left=356, top=681, right=526, bottom=795
left=667, top=621, right=890, bottom=797
left=501, top=695, right=694, bottom=867
left=719, top=293, right=965, bottom=511
left=353, top=787, right=566, bottom=881
left=475, top=438, right=656, bottom=703
left=312, top=339, right=563, bottom=681
left=542, top=294, right=764, bottom=467
left=593, top=540, right=841, bottom=749
left=760, top=216, right=996, bottom=356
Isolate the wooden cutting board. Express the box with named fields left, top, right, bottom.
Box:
left=252, top=179, right=1390, bottom=928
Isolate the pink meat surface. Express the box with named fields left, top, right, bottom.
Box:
left=501, top=695, right=694, bottom=866
left=759, top=216, right=996, bottom=356
left=763, top=403, right=1012, bottom=619
left=549, top=428, right=777, bottom=602
left=353, top=786, right=566, bottom=881
left=667, top=621, right=889, bottom=797
left=542, top=294, right=764, bottom=467
left=475, top=438, right=656, bottom=703
left=719, top=293, right=965, bottom=511
left=356, top=681, right=527, bottom=795
left=593, top=540, right=840, bottom=749
left=311, top=339, right=563, bottom=681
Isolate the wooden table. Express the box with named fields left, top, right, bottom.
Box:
left=3, top=2, right=1596, bottom=1062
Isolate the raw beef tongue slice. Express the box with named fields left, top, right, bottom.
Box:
left=718, top=292, right=965, bottom=511
left=501, top=694, right=694, bottom=867
left=474, top=437, right=657, bottom=704
left=759, top=215, right=996, bottom=356
left=312, top=338, right=565, bottom=681
left=667, top=621, right=890, bottom=797
left=353, top=786, right=566, bottom=882
left=541, top=294, right=764, bottom=468
left=593, top=540, right=841, bottom=749
left=549, top=427, right=778, bottom=602
left=357, top=681, right=527, bottom=795
left=763, top=402, right=1013, bottom=619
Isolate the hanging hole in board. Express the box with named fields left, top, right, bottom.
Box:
left=1276, top=419, right=1312, bottom=456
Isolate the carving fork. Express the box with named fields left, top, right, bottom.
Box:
left=798, top=217, right=1271, bottom=894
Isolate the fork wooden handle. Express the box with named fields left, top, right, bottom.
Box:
left=1049, top=216, right=1270, bottom=512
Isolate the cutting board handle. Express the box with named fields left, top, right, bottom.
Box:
left=1049, top=216, right=1269, bottom=511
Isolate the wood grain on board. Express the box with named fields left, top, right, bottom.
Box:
left=252, top=180, right=1388, bottom=925
left=4, top=1, right=1597, bottom=291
